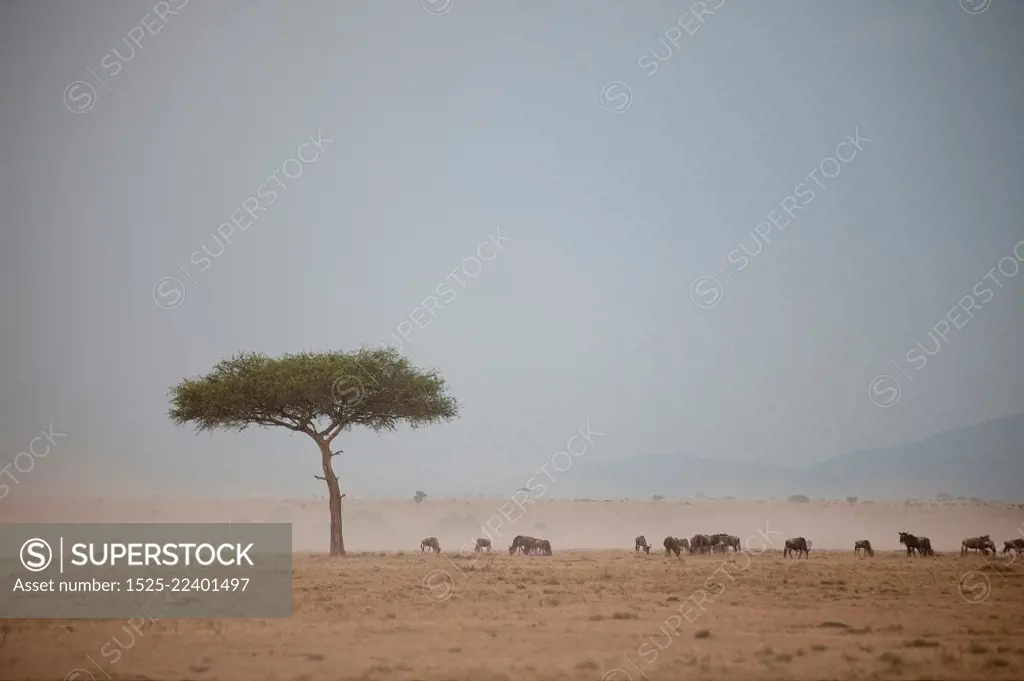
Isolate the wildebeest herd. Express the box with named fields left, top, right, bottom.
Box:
left=418, top=532, right=1024, bottom=557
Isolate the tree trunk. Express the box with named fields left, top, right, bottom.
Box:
left=317, top=439, right=345, bottom=556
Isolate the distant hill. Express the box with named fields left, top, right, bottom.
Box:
left=489, top=411, right=1024, bottom=502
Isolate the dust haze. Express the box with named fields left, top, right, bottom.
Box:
left=5, top=497, right=1022, bottom=554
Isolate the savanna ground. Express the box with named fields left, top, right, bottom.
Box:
left=2, top=498, right=1024, bottom=680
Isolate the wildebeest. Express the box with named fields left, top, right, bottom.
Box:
left=474, top=537, right=492, bottom=552
left=783, top=537, right=810, bottom=558
left=535, top=539, right=552, bottom=555
left=961, top=535, right=996, bottom=556
left=420, top=537, right=440, bottom=554
left=678, top=537, right=690, bottom=553
left=899, top=532, right=934, bottom=556
left=664, top=536, right=684, bottom=557
left=635, top=535, right=651, bottom=554
left=689, top=534, right=712, bottom=554
left=717, top=535, right=741, bottom=552
left=854, top=540, right=874, bottom=557
left=509, top=535, right=538, bottom=555
left=1002, top=538, right=1024, bottom=555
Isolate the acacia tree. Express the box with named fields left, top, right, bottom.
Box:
left=168, top=347, right=459, bottom=556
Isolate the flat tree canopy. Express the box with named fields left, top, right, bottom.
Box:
left=168, top=347, right=459, bottom=555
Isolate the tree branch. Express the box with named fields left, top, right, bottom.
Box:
left=324, top=420, right=347, bottom=442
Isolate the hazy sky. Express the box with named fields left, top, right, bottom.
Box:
left=2, top=0, right=1023, bottom=501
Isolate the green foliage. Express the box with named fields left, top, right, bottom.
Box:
left=168, top=347, right=459, bottom=440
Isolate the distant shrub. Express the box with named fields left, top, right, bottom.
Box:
left=846, top=496, right=858, bottom=505
left=936, top=492, right=953, bottom=502
left=788, top=494, right=811, bottom=503
left=652, top=495, right=664, bottom=501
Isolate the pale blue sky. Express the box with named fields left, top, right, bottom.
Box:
left=1, top=0, right=1023, bottom=500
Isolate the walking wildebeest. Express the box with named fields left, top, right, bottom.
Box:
left=854, top=540, right=874, bottom=557
left=678, top=537, right=690, bottom=553
left=509, top=535, right=539, bottom=555
left=783, top=537, right=810, bottom=558
left=664, top=536, right=684, bottom=557
left=962, top=535, right=996, bottom=556
left=635, top=535, right=651, bottom=554
left=1002, top=538, right=1024, bottom=555
left=420, top=537, right=440, bottom=554
left=474, top=537, right=492, bottom=552
left=899, top=532, right=934, bottom=556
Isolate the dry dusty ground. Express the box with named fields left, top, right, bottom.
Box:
left=4, top=548, right=1024, bottom=681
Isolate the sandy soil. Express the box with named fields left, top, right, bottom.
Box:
left=3, top=499, right=1024, bottom=680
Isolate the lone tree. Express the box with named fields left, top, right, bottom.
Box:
left=414, top=490, right=427, bottom=504
left=168, top=347, right=459, bottom=556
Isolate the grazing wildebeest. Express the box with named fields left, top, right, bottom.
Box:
left=689, top=534, right=712, bottom=554
left=1002, top=538, right=1024, bottom=555
left=474, top=537, right=492, bottom=552
left=678, top=537, right=690, bottom=553
left=664, top=536, right=683, bottom=557
left=509, top=535, right=539, bottom=555
left=635, top=535, right=651, bottom=554
left=535, top=539, right=552, bottom=555
left=854, top=540, right=874, bottom=557
left=420, top=537, right=440, bottom=554
left=962, top=535, right=995, bottom=556
left=783, top=537, right=810, bottom=558
left=899, top=532, right=934, bottom=556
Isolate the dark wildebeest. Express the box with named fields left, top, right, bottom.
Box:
left=509, top=535, right=539, bottom=555
left=690, top=534, right=712, bottom=554
left=854, top=540, right=874, bottom=557
left=783, top=537, right=810, bottom=558
left=474, top=537, right=492, bottom=552
left=635, top=535, right=651, bottom=554
left=961, top=535, right=995, bottom=556
left=1002, top=538, right=1024, bottom=555
left=678, top=537, right=690, bottom=553
left=664, top=536, right=684, bottom=557
left=535, top=539, right=552, bottom=555
left=899, top=532, right=934, bottom=556
left=717, top=535, right=741, bottom=552
left=420, top=537, right=440, bottom=554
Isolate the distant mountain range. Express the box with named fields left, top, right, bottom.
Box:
left=440, top=411, right=1024, bottom=502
